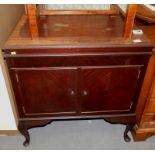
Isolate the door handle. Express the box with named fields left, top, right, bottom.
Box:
left=70, top=90, right=75, bottom=96
left=83, top=90, right=88, bottom=96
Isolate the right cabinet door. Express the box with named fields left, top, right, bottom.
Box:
left=80, top=66, right=141, bottom=114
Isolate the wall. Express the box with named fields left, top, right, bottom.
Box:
left=0, top=5, right=24, bottom=47
left=0, top=4, right=24, bottom=132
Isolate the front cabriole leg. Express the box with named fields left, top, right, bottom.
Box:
left=21, top=129, right=30, bottom=147
left=18, top=121, right=30, bottom=146
left=103, top=115, right=136, bottom=142
left=124, top=124, right=134, bottom=142
left=18, top=119, right=53, bottom=146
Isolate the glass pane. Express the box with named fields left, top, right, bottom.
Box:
left=44, top=4, right=111, bottom=10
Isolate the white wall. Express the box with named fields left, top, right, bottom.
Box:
left=0, top=5, right=24, bottom=131
left=0, top=58, right=17, bottom=130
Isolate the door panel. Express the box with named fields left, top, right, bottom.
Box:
left=11, top=68, right=77, bottom=117
left=80, top=66, right=140, bottom=114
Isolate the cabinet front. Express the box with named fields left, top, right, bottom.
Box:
left=80, top=67, right=141, bottom=114
left=11, top=68, right=77, bottom=117
left=5, top=50, right=148, bottom=118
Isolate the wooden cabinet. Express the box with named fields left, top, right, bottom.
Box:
left=3, top=47, right=151, bottom=146
left=3, top=13, right=153, bottom=146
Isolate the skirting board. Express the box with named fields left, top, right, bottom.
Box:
left=0, top=130, right=20, bottom=136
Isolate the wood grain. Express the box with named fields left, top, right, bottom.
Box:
left=136, top=55, right=155, bottom=124
left=3, top=14, right=152, bottom=49
left=80, top=67, right=140, bottom=114
left=11, top=68, right=77, bottom=117
left=26, top=4, right=39, bottom=38
left=2, top=10, right=153, bottom=145
left=136, top=4, right=155, bottom=23
left=39, top=10, right=117, bottom=15
left=124, top=4, right=137, bottom=38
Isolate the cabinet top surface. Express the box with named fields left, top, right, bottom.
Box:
left=4, top=14, right=153, bottom=49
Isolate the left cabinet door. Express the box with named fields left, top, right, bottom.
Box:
left=10, top=68, right=77, bottom=117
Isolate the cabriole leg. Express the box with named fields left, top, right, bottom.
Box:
left=18, top=122, right=30, bottom=147
left=21, top=129, right=30, bottom=147
left=124, top=124, right=134, bottom=142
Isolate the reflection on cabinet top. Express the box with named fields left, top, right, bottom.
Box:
left=4, top=14, right=153, bottom=49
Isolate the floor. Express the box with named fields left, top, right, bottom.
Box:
left=0, top=120, right=155, bottom=150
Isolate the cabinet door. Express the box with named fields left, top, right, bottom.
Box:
left=11, top=68, right=77, bottom=117
left=80, top=66, right=141, bottom=114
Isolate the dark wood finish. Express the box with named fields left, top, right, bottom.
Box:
left=80, top=67, right=140, bottom=114
left=26, top=4, right=118, bottom=38
left=11, top=68, right=77, bottom=117
left=18, top=122, right=30, bottom=146
left=3, top=13, right=153, bottom=146
left=4, top=14, right=152, bottom=49
left=124, top=124, right=135, bottom=142
left=6, top=53, right=148, bottom=118
left=4, top=48, right=151, bottom=145
left=3, top=52, right=150, bottom=68
left=25, top=4, right=138, bottom=38
left=18, top=119, right=53, bottom=146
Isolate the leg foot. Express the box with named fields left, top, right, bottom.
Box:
left=23, top=140, right=30, bottom=147
left=22, top=130, right=30, bottom=147
left=18, top=119, right=53, bottom=146
left=124, top=132, right=131, bottom=142
left=124, top=124, right=134, bottom=142
left=18, top=122, right=30, bottom=147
